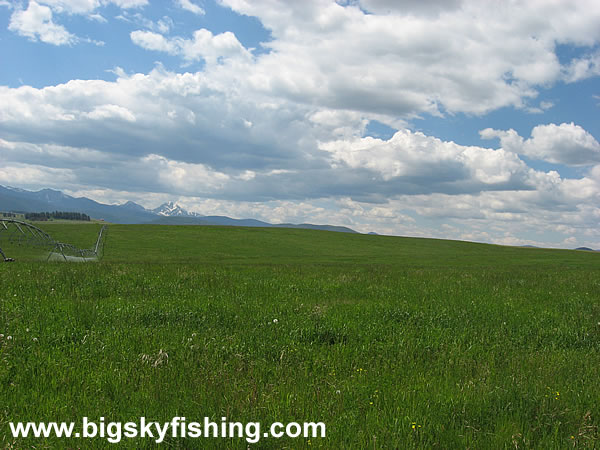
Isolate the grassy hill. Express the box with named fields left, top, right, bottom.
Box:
left=21, top=222, right=600, bottom=268
left=1, top=224, right=600, bottom=447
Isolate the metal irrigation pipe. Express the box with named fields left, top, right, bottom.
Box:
left=0, top=219, right=107, bottom=262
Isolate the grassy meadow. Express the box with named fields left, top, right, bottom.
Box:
left=1, top=223, right=600, bottom=448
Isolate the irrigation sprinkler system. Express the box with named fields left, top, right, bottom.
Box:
left=0, top=219, right=107, bottom=262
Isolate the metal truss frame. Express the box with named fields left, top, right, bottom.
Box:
left=0, top=219, right=107, bottom=262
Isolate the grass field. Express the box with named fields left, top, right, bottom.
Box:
left=1, top=223, right=600, bottom=448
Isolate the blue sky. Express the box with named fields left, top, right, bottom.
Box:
left=0, top=1, right=270, bottom=87
left=1, top=0, right=599, bottom=248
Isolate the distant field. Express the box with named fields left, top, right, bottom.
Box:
left=28, top=218, right=108, bottom=225
left=1, top=223, right=600, bottom=448
left=24, top=222, right=600, bottom=267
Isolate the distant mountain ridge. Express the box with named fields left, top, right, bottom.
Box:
left=0, top=185, right=357, bottom=233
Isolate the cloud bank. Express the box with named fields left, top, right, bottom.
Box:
left=1, top=0, right=600, bottom=248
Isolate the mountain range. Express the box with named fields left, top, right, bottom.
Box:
left=0, top=185, right=357, bottom=233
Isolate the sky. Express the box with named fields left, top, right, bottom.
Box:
left=0, top=0, right=599, bottom=248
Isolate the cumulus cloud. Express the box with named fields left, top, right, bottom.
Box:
left=320, top=130, right=530, bottom=192
left=0, top=67, right=318, bottom=173
left=3, top=133, right=600, bottom=247
left=130, top=30, right=177, bottom=53
left=85, top=104, right=137, bottom=122
left=143, top=154, right=230, bottom=194
left=0, top=66, right=597, bottom=205
left=0, top=74, right=566, bottom=206
left=481, top=123, right=600, bottom=166
left=9, top=1, right=77, bottom=46
left=130, top=29, right=253, bottom=64
left=7, top=0, right=149, bottom=45
left=213, top=0, right=600, bottom=117
left=9, top=0, right=600, bottom=117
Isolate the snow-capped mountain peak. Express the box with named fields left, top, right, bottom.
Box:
left=152, top=202, right=200, bottom=217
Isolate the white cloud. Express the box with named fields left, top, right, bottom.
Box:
left=562, top=51, right=600, bottom=83
left=143, top=154, right=230, bottom=194
left=181, top=29, right=252, bottom=63
left=525, top=101, right=554, bottom=114
left=0, top=68, right=596, bottom=207
left=89, top=13, right=107, bottom=22
left=3, top=131, right=600, bottom=247
left=117, top=12, right=173, bottom=34
left=130, top=30, right=178, bottom=53
left=86, top=104, right=137, bottom=122
left=108, top=0, right=147, bottom=8
left=38, top=0, right=100, bottom=15
left=0, top=67, right=317, bottom=178
left=156, top=16, right=173, bottom=34
left=131, top=29, right=253, bottom=64
left=36, top=0, right=147, bottom=14
left=175, top=0, right=205, bottom=15
left=481, top=123, right=600, bottom=166
left=320, top=130, right=529, bottom=189
left=357, top=0, right=463, bottom=17
left=0, top=164, right=76, bottom=188
left=214, top=0, right=600, bottom=117
left=9, top=1, right=76, bottom=46
left=525, top=123, right=600, bottom=165
left=0, top=139, right=115, bottom=167
left=8, top=0, right=149, bottom=46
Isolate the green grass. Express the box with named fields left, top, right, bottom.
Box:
left=1, top=224, right=600, bottom=448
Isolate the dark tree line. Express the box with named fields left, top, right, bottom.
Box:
left=25, top=211, right=91, bottom=221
